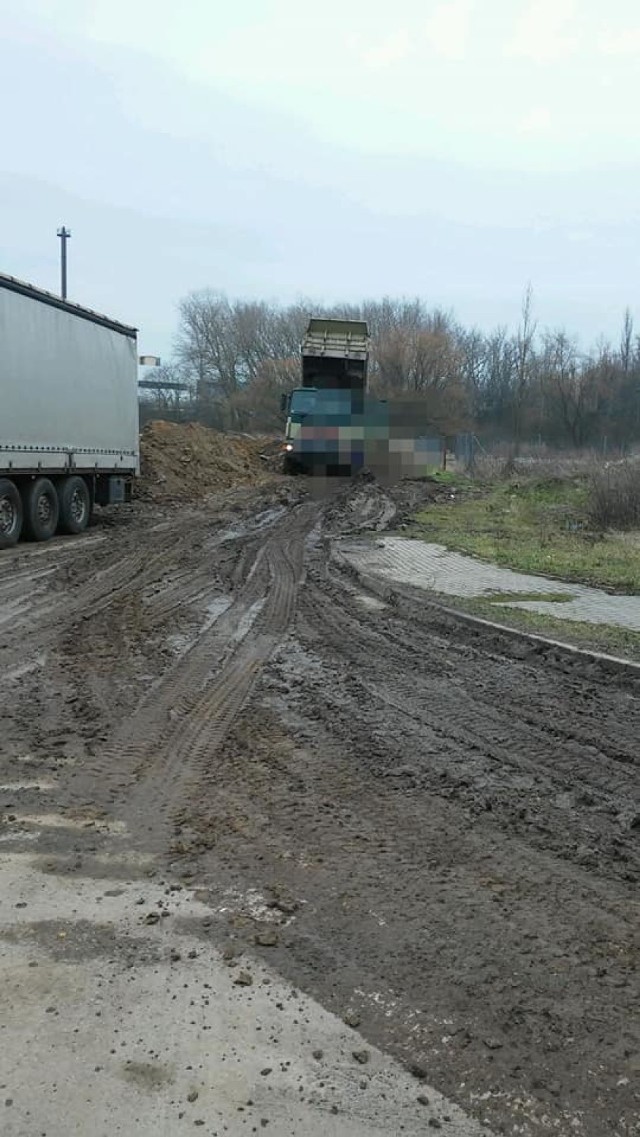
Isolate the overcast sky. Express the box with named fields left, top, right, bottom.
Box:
left=1, top=0, right=639, bottom=358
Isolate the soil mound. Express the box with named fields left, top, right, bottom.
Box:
left=138, top=421, right=276, bottom=501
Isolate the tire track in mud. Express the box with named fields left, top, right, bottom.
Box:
left=73, top=502, right=318, bottom=837
left=73, top=547, right=270, bottom=787
left=0, top=531, right=106, bottom=583
left=308, top=560, right=640, bottom=768
left=136, top=504, right=292, bottom=631
left=309, top=592, right=639, bottom=796
left=0, top=530, right=182, bottom=672
left=349, top=673, right=640, bottom=879
left=139, top=503, right=295, bottom=630
left=297, top=568, right=640, bottom=881
left=0, top=489, right=304, bottom=863
left=127, top=508, right=314, bottom=831
left=141, top=565, right=230, bottom=631
left=304, top=566, right=640, bottom=772
left=0, top=499, right=290, bottom=671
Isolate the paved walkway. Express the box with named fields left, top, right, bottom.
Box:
left=337, top=537, right=640, bottom=632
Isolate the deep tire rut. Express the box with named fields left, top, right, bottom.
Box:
left=77, top=502, right=317, bottom=837
left=298, top=568, right=640, bottom=881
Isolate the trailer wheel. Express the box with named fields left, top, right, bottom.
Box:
left=21, top=478, right=59, bottom=542
left=57, top=476, right=91, bottom=535
left=0, top=478, right=23, bottom=549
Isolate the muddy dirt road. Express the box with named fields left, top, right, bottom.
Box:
left=1, top=478, right=639, bottom=1136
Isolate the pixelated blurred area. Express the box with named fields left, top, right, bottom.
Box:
left=285, top=394, right=458, bottom=482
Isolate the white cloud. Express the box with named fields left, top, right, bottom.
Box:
left=363, top=29, right=412, bottom=69
left=507, top=0, right=580, bottom=63
left=599, top=27, right=640, bottom=56
left=424, top=0, right=473, bottom=60
left=519, top=106, right=553, bottom=133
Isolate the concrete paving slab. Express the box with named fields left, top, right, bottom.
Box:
left=337, top=537, right=640, bottom=631
left=0, top=852, right=493, bottom=1137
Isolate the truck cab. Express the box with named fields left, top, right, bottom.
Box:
left=282, top=386, right=367, bottom=475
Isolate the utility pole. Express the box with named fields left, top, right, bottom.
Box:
left=57, top=226, right=71, bottom=299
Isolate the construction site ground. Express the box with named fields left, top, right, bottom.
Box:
left=1, top=462, right=639, bottom=1136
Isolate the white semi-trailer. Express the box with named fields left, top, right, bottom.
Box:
left=0, top=272, right=139, bottom=548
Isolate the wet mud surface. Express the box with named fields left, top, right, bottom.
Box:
left=1, top=474, right=638, bottom=1136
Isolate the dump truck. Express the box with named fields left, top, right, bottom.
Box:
left=0, top=272, right=139, bottom=549
left=281, top=317, right=384, bottom=475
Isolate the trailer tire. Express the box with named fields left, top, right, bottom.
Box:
left=21, top=478, right=59, bottom=542
left=57, top=476, right=91, bottom=535
left=0, top=478, right=23, bottom=549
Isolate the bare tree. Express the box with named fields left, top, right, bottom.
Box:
left=620, top=307, right=634, bottom=374
left=541, top=331, right=589, bottom=447
left=512, top=283, right=537, bottom=453
left=231, top=357, right=299, bottom=432
left=175, top=292, right=241, bottom=425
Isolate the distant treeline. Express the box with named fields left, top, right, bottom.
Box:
left=140, top=290, right=640, bottom=451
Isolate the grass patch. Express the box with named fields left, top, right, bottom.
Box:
left=427, top=469, right=467, bottom=486
left=412, top=475, right=640, bottom=594
left=435, top=592, right=640, bottom=663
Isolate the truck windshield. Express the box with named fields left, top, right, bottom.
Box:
left=289, top=389, right=353, bottom=416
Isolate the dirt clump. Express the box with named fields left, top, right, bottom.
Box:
left=138, top=420, right=277, bottom=501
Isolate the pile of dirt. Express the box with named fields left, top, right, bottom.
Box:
left=251, top=437, right=285, bottom=473
left=138, top=421, right=278, bottom=501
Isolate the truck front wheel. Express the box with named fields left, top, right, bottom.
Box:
left=0, top=478, right=23, bottom=549
left=57, top=476, right=91, bottom=535
left=21, top=478, right=59, bottom=542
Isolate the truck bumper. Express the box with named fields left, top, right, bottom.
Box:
left=285, top=449, right=365, bottom=476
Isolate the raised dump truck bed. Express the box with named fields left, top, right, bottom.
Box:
left=301, top=318, right=370, bottom=390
